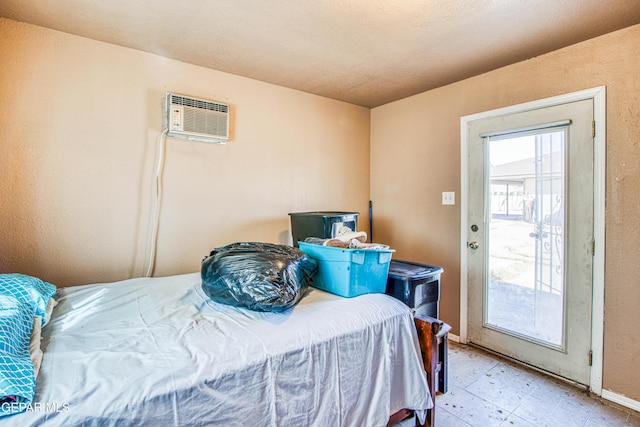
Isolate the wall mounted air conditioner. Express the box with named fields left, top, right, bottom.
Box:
left=165, top=93, right=230, bottom=144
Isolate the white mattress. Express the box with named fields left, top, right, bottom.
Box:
left=3, top=273, right=431, bottom=426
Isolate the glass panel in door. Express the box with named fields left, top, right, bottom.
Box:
left=486, top=130, right=566, bottom=349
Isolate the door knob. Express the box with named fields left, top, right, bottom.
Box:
left=468, top=241, right=479, bottom=250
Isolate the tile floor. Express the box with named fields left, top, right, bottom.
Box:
left=396, top=341, right=640, bottom=427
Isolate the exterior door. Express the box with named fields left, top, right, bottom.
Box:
left=466, top=99, right=594, bottom=385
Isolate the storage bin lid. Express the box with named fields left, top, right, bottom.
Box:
left=388, top=260, right=443, bottom=279
left=289, top=211, right=359, bottom=218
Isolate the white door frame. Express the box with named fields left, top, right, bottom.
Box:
left=459, top=87, right=606, bottom=395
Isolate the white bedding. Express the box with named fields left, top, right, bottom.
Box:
left=2, top=273, right=431, bottom=426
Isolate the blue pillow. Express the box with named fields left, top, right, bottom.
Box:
left=0, top=274, right=57, bottom=416
left=0, top=296, right=36, bottom=416
left=0, top=274, right=56, bottom=325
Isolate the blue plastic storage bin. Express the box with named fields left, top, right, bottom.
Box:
left=298, top=241, right=394, bottom=297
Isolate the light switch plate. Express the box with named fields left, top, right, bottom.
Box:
left=442, top=191, right=455, bottom=205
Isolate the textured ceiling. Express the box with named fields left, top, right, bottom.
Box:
left=2, top=0, right=640, bottom=107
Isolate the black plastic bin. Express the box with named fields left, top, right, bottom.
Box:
left=385, top=260, right=443, bottom=318
left=289, top=211, right=359, bottom=247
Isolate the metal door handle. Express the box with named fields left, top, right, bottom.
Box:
left=468, top=241, right=479, bottom=250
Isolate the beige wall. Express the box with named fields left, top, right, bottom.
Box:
left=371, top=24, right=640, bottom=400
left=0, top=18, right=371, bottom=285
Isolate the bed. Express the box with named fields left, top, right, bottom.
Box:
left=1, top=272, right=432, bottom=426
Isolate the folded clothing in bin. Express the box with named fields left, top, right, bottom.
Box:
left=298, top=241, right=394, bottom=298
left=304, top=230, right=390, bottom=250
left=201, top=242, right=318, bottom=312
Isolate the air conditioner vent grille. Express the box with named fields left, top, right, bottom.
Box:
left=170, top=94, right=229, bottom=113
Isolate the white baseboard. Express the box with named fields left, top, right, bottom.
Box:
left=447, top=333, right=460, bottom=343
left=601, top=389, right=640, bottom=413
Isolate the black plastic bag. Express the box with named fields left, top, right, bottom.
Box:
left=201, top=242, right=318, bottom=312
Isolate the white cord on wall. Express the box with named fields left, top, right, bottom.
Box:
left=145, top=129, right=168, bottom=277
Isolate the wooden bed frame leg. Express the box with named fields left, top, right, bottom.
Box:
left=413, top=314, right=444, bottom=427
left=386, top=408, right=414, bottom=427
